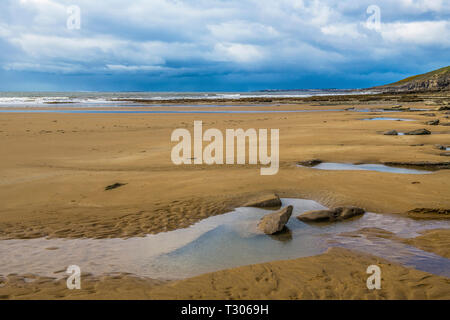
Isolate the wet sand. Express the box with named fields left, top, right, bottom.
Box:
left=0, top=95, right=449, bottom=299
left=402, top=229, right=450, bottom=259
left=1, top=248, right=449, bottom=300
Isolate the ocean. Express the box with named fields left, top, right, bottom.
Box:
left=0, top=90, right=368, bottom=108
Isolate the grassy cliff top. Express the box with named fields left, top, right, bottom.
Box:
left=383, top=66, right=450, bottom=86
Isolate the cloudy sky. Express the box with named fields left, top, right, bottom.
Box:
left=0, top=0, right=449, bottom=91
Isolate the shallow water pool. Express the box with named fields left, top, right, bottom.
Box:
left=362, top=117, right=416, bottom=121
left=297, top=162, right=433, bottom=174
left=0, top=199, right=448, bottom=280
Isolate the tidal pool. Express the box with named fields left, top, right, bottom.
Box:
left=362, top=117, right=416, bottom=121
left=0, top=199, right=448, bottom=280
left=298, top=162, right=433, bottom=174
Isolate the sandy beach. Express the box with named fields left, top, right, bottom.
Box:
left=1, top=0, right=449, bottom=305
left=0, top=94, right=449, bottom=299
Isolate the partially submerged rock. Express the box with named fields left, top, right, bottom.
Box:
left=245, top=194, right=281, bottom=208
left=298, top=159, right=322, bottom=167
left=297, top=209, right=331, bottom=222
left=297, top=206, right=365, bottom=222
left=404, top=128, right=431, bottom=135
left=335, top=207, right=366, bottom=219
left=258, top=205, right=293, bottom=234
left=383, top=130, right=398, bottom=135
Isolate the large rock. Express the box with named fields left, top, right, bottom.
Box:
left=404, top=128, right=431, bottom=135
left=258, top=205, right=293, bottom=234
left=245, top=194, right=281, bottom=208
left=297, top=206, right=365, bottom=222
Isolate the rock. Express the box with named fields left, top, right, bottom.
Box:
left=405, top=208, right=450, bottom=219
left=298, top=159, right=322, bottom=167
left=404, top=128, right=431, bottom=135
left=297, top=209, right=332, bottom=222
left=384, top=106, right=410, bottom=111
left=383, top=161, right=450, bottom=170
left=440, top=152, right=450, bottom=157
left=297, top=206, right=365, bottom=222
left=245, top=194, right=281, bottom=208
left=383, top=130, right=398, bottom=135
left=425, top=119, right=439, bottom=125
left=435, top=144, right=446, bottom=150
left=334, top=207, right=366, bottom=219
left=436, top=106, right=450, bottom=111
left=258, top=205, right=293, bottom=234
left=105, top=183, right=127, bottom=191
left=419, top=113, right=436, bottom=117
